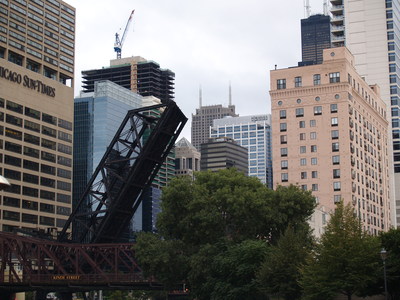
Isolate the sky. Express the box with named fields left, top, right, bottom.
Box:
left=67, top=0, right=326, bottom=140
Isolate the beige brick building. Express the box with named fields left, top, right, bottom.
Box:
left=270, top=47, right=391, bottom=235
left=0, top=0, right=75, bottom=234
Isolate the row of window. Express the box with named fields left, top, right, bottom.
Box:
left=277, top=72, right=340, bottom=89
left=280, top=118, right=338, bottom=132
left=2, top=196, right=70, bottom=214
left=0, top=99, right=72, bottom=130
left=279, top=104, right=338, bottom=120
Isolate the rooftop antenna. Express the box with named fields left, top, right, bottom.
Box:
left=323, top=0, right=329, bottom=16
left=229, top=81, right=232, bottom=106
left=304, top=0, right=311, bottom=18
left=199, top=85, right=202, bottom=108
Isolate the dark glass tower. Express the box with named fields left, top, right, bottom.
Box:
left=81, top=58, right=174, bottom=103
left=300, top=14, right=331, bottom=66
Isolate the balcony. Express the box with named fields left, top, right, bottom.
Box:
left=331, top=4, right=344, bottom=13
left=331, top=25, right=345, bottom=33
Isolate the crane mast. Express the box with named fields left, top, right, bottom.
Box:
left=114, top=9, right=135, bottom=59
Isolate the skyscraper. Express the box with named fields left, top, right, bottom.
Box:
left=329, top=0, right=399, bottom=226
left=0, top=0, right=75, bottom=233
left=270, top=47, right=391, bottom=235
left=174, top=137, right=201, bottom=178
left=81, top=56, right=175, bottom=103
left=300, top=14, right=331, bottom=66
left=200, top=137, right=248, bottom=175
left=210, top=115, right=273, bottom=188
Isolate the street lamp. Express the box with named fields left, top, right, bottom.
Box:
left=380, top=248, right=388, bottom=300
left=0, top=175, right=10, bottom=191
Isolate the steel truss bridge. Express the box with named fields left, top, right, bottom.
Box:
left=0, top=101, right=187, bottom=300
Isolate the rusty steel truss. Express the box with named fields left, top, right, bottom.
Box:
left=59, top=101, right=187, bottom=243
left=0, top=232, right=162, bottom=293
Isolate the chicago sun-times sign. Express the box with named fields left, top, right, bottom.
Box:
left=0, top=65, right=56, bottom=97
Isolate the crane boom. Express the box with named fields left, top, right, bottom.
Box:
left=114, top=9, right=135, bottom=59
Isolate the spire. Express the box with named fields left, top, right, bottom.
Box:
left=199, top=85, right=202, bottom=108
left=323, top=0, right=329, bottom=16
left=304, top=0, right=311, bottom=18
left=229, top=81, right=232, bottom=106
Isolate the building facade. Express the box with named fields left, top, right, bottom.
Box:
left=192, top=104, right=237, bottom=151
left=0, top=0, right=75, bottom=233
left=330, top=0, right=399, bottom=226
left=210, top=115, right=273, bottom=188
left=200, top=137, right=248, bottom=175
left=300, top=14, right=331, bottom=66
left=81, top=56, right=174, bottom=103
left=270, top=47, right=391, bottom=235
left=174, top=137, right=200, bottom=178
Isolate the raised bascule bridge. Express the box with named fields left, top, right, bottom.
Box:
left=0, top=101, right=187, bottom=300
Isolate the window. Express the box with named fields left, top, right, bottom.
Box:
left=313, top=74, right=321, bottom=85
left=301, top=171, right=307, bottom=179
left=311, top=145, right=317, bottom=152
left=280, top=123, right=287, bottom=132
left=280, top=135, right=287, bottom=144
left=280, top=148, right=288, bottom=157
left=332, top=155, right=340, bottom=165
left=281, top=173, right=288, bottom=182
left=296, top=108, right=304, bottom=117
left=312, top=171, right=318, bottom=178
left=312, top=184, right=318, bottom=191
left=277, top=79, right=286, bottom=89
left=299, top=121, right=305, bottom=128
left=329, top=72, right=340, bottom=83
left=331, top=130, right=339, bottom=139
left=333, top=181, right=341, bottom=191
left=331, top=117, right=338, bottom=126
left=332, top=142, right=340, bottom=152
left=333, top=195, right=341, bottom=204
left=310, top=120, right=316, bottom=127
left=310, top=132, right=317, bottom=140
left=280, top=110, right=286, bottom=119
left=300, top=133, right=306, bottom=140
left=330, top=104, right=338, bottom=113
left=295, top=76, right=302, bottom=87
left=281, top=160, right=288, bottom=169
left=314, top=106, right=322, bottom=115
left=300, top=146, right=306, bottom=153
left=301, top=185, right=307, bottom=191
left=311, top=157, right=318, bottom=165
left=333, top=169, right=341, bottom=178
left=300, top=158, right=307, bottom=166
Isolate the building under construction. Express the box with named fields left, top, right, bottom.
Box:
left=81, top=56, right=175, bottom=103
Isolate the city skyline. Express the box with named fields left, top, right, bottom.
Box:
left=67, top=0, right=325, bottom=140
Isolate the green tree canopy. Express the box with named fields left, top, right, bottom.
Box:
left=300, top=201, right=381, bottom=300
left=258, top=225, right=314, bottom=300
left=380, top=228, right=400, bottom=299
left=136, top=169, right=316, bottom=300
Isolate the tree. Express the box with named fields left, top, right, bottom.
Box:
left=136, top=169, right=316, bottom=299
left=258, top=225, right=314, bottom=300
left=380, top=228, right=400, bottom=299
left=300, top=202, right=381, bottom=300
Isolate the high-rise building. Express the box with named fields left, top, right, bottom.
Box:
left=191, top=96, right=238, bottom=151
left=270, top=47, right=391, bottom=235
left=210, top=115, right=273, bottom=188
left=74, top=80, right=143, bottom=237
left=200, top=137, right=248, bottom=175
left=0, top=0, right=75, bottom=233
left=329, top=0, right=399, bottom=226
left=174, top=137, right=201, bottom=178
left=300, top=14, right=331, bottom=66
left=81, top=56, right=174, bottom=103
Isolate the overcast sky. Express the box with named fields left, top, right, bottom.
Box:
left=67, top=0, right=325, bottom=140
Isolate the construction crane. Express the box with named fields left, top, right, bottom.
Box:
left=114, top=9, right=135, bottom=59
